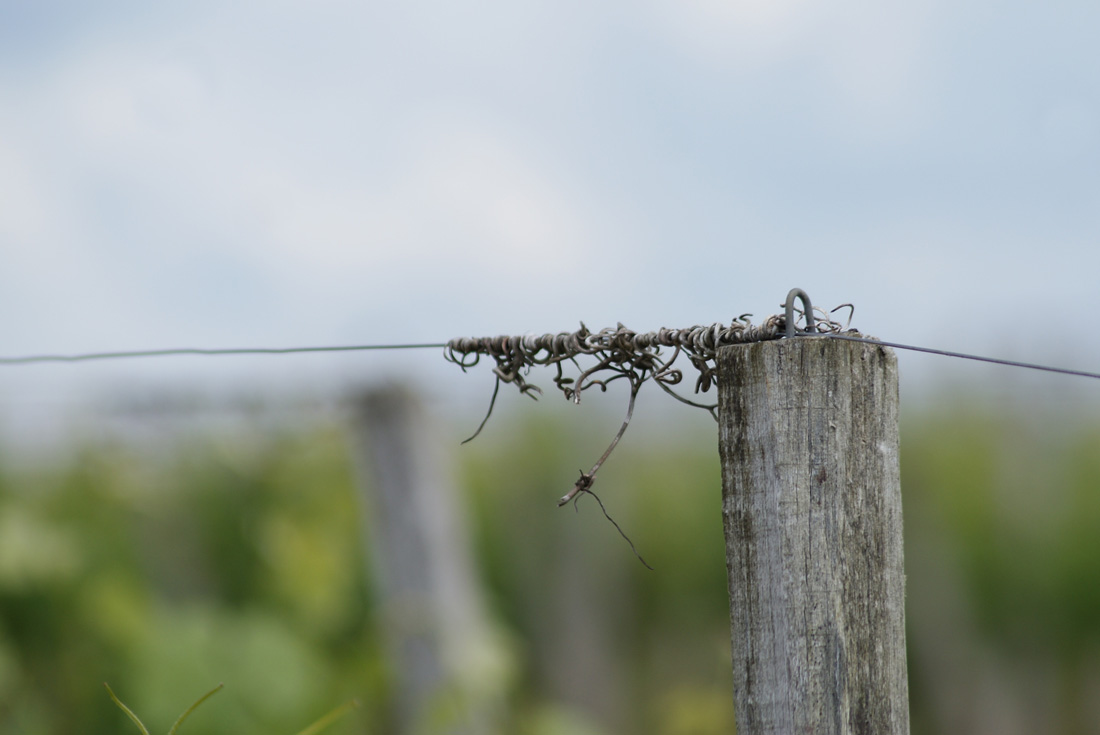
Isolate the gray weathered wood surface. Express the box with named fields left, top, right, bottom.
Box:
left=718, top=337, right=909, bottom=735
left=353, top=384, right=502, bottom=734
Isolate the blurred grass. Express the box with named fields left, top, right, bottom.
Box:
left=0, top=398, right=1097, bottom=733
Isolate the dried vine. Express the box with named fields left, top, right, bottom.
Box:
left=446, top=305, right=856, bottom=565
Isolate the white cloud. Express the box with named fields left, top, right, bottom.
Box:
left=0, top=129, right=50, bottom=245
left=74, top=60, right=209, bottom=145
left=1, top=0, right=1097, bottom=381
left=642, top=0, right=942, bottom=140
left=199, top=112, right=600, bottom=289
left=643, top=0, right=819, bottom=68
left=0, top=31, right=612, bottom=346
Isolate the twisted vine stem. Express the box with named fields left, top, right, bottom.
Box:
left=446, top=306, right=855, bottom=565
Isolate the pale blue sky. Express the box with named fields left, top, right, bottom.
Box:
left=1, top=1, right=1099, bottom=428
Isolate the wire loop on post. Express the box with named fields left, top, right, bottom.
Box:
left=785, top=288, right=816, bottom=338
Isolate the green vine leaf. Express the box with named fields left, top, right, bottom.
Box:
left=168, top=683, right=224, bottom=735
left=103, top=682, right=150, bottom=735
left=294, top=699, right=361, bottom=735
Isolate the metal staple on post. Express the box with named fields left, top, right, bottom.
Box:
left=784, top=287, right=817, bottom=338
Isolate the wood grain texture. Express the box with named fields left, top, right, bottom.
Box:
left=718, top=337, right=909, bottom=735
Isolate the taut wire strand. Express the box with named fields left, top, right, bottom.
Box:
left=819, top=333, right=1100, bottom=380
left=0, top=343, right=447, bottom=365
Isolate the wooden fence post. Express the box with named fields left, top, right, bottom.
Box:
left=717, top=336, right=910, bottom=735
left=352, top=383, right=504, bottom=734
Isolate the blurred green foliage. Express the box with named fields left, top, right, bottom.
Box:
left=0, top=428, right=376, bottom=735
left=0, top=398, right=1098, bottom=733
left=902, top=404, right=1100, bottom=735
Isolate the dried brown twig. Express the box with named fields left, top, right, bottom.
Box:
left=446, top=307, right=853, bottom=565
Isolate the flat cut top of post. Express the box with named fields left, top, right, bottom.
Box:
left=717, top=337, right=909, bottom=735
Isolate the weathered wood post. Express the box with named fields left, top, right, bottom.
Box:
left=717, top=335, right=909, bottom=734
left=352, top=383, right=505, bottom=734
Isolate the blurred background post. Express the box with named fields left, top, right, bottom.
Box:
left=353, top=383, right=508, bottom=733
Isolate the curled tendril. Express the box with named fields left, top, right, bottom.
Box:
left=446, top=309, right=851, bottom=432
left=446, top=308, right=856, bottom=566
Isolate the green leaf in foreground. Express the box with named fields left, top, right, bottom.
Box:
left=293, top=698, right=361, bottom=735
left=168, top=684, right=224, bottom=735
left=105, top=682, right=223, bottom=735
left=105, top=681, right=357, bottom=735
left=103, top=682, right=151, bottom=735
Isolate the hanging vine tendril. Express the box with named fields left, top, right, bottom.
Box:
left=446, top=305, right=856, bottom=566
